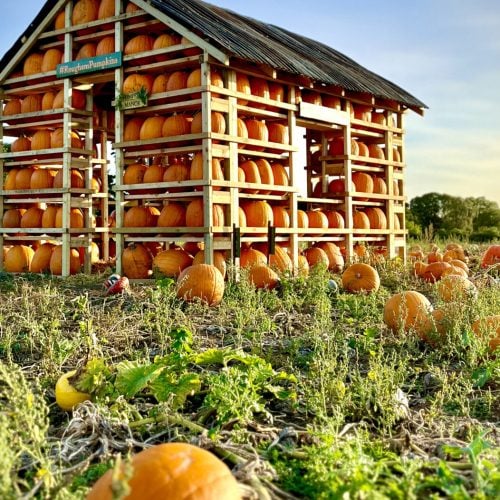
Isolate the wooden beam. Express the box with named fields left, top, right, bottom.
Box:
left=0, top=0, right=68, bottom=82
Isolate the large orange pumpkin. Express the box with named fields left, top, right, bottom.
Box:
left=193, top=250, right=227, bottom=279
left=471, top=316, right=500, bottom=352
left=239, top=160, right=261, bottom=193
left=30, top=130, right=52, bottom=151
left=481, top=245, right=500, bottom=268
left=267, top=123, right=289, bottom=145
left=240, top=247, right=267, bottom=268
left=75, top=43, right=96, bottom=60
left=436, top=275, right=477, bottom=302
left=15, top=167, right=35, bottom=189
left=185, top=199, right=224, bottom=227
left=20, top=207, right=44, bottom=228
left=124, top=35, right=155, bottom=55
left=242, top=201, right=273, bottom=228
left=124, top=206, right=159, bottom=227
left=254, top=159, right=273, bottom=194
left=383, top=291, right=433, bottom=337
left=248, top=264, right=280, bottom=290
left=55, top=207, right=84, bottom=228
left=52, top=89, right=86, bottom=110
left=87, top=443, right=241, bottom=499
left=314, top=242, right=344, bottom=273
left=23, top=53, right=44, bottom=76
left=272, top=206, right=290, bottom=228
left=50, top=128, right=83, bottom=149
left=421, top=261, right=452, bottom=283
left=3, top=208, right=25, bottom=228
left=30, top=169, right=56, bottom=189
left=166, top=71, right=189, bottom=92
left=122, top=243, right=153, bottom=279
left=190, top=153, right=224, bottom=188
left=11, top=136, right=31, bottom=152
left=162, top=114, right=191, bottom=141
left=30, top=243, right=56, bottom=273
left=157, top=202, right=187, bottom=228
left=3, top=99, right=22, bottom=116
left=268, top=246, right=293, bottom=273
left=97, top=0, right=115, bottom=19
left=122, top=73, right=155, bottom=95
left=72, top=0, right=100, bottom=25
left=123, top=163, right=147, bottom=185
left=50, top=246, right=81, bottom=275
left=364, top=207, right=387, bottom=230
left=325, top=210, right=345, bottom=229
left=152, top=73, right=171, bottom=94
left=245, top=119, right=268, bottom=150
left=153, top=33, right=182, bottom=59
left=96, top=36, right=115, bottom=56
left=190, top=111, right=226, bottom=135
left=176, top=264, right=225, bottom=306
left=303, top=247, right=329, bottom=269
left=140, top=116, right=166, bottom=140
left=236, top=73, right=251, bottom=105
left=4, top=245, right=35, bottom=273
left=124, top=117, right=145, bottom=141
left=21, top=94, right=43, bottom=114
left=143, top=164, right=167, bottom=186
left=306, top=210, right=328, bottom=236
left=41, top=92, right=56, bottom=110
left=342, top=263, right=380, bottom=293
left=42, top=205, right=58, bottom=228
left=271, top=163, right=289, bottom=193
left=153, top=248, right=193, bottom=278
left=53, top=169, right=85, bottom=189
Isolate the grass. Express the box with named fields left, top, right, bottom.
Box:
left=0, top=243, right=498, bottom=498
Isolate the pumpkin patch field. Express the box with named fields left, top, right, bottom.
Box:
left=0, top=242, right=498, bottom=499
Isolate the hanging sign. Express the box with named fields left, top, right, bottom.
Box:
left=56, top=52, right=122, bottom=78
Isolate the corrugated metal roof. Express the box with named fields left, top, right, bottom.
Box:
left=0, top=0, right=426, bottom=110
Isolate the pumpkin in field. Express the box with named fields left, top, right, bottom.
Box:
left=153, top=248, right=193, bottom=278
left=471, top=315, right=500, bottom=352
left=124, top=34, right=155, bottom=55
left=481, top=245, right=500, bottom=268
left=383, top=291, right=433, bottom=337
left=314, top=242, right=344, bottom=273
left=436, top=275, right=477, bottom=303
left=31, top=243, right=56, bottom=273
left=240, top=247, right=267, bottom=268
left=49, top=246, right=81, bottom=275
left=4, top=245, right=34, bottom=272
left=342, top=263, right=380, bottom=294
left=248, top=264, right=280, bottom=290
left=303, top=247, right=329, bottom=269
left=122, top=243, right=153, bottom=279
left=193, top=250, right=227, bottom=279
left=421, top=261, right=451, bottom=283
left=55, top=370, right=91, bottom=411
left=176, top=264, right=225, bottom=306
left=87, top=442, right=241, bottom=500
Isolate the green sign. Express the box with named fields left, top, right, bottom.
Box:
left=56, top=52, right=122, bottom=78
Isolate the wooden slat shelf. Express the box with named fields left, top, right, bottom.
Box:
left=0, top=108, right=91, bottom=125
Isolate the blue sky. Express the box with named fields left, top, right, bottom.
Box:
left=1, top=0, right=499, bottom=204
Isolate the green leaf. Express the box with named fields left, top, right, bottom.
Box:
left=471, top=367, right=491, bottom=388
left=149, top=371, right=201, bottom=409
left=114, top=361, right=164, bottom=398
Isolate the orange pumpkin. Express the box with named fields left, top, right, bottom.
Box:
left=143, top=164, right=167, bottom=185
left=42, top=205, right=58, bottom=228
left=124, top=35, right=155, bottom=55
left=53, top=169, right=85, bottom=189
left=4, top=245, right=35, bottom=273
left=353, top=211, right=371, bottom=231
left=122, top=73, right=154, bottom=95
left=72, top=0, right=100, bottom=25
left=186, top=68, right=224, bottom=96
left=190, top=111, right=226, bottom=135
left=236, top=73, right=251, bottom=105
left=383, top=291, right=433, bottom=337
left=166, top=71, right=188, bottom=92
left=50, top=128, right=83, bottom=149
left=371, top=112, right=387, bottom=126
left=3, top=208, right=25, bottom=228
left=31, top=130, right=52, bottom=150
left=240, top=247, right=267, bottom=268
left=239, top=160, right=261, bottom=193
left=306, top=210, right=328, bottom=236
left=163, top=163, right=190, bottom=190
left=328, top=137, right=359, bottom=156
left=153, top=33, right=182, bottom=61
left=268, top=246, right=293, bottom=273
left=124, top=206, right=159, bottom=227
left=21, top=94, right=43, bottom=114
left=23, top=53, right=44, bottom=76
left=50, top=246, right=81, bottom=275
left=303, top=247, right=329, bottom=269
left=352, top=172, right=374, bottom=196
left=245, top=119, right=268, bottom=150
left=272, top=206, right=290, bottom=228
left=153, top=248, right=193, bottom=278
left=176, top=265, right=225, bottom=306
left=372, top=176, right=388, bottom=195
left=15, top=167, right=35, bottom=189
left=193, top=250, right=227, bottom=279
left=422, top=261, right=451, bottom=283
left=189, top=153, right=224, bottom=187
left=54, top=10, right=65, bottom=30
left=162, top=114, right=191, bottom=141
left=52, top=89, right=86, bottom=110
left=185, top=199, right=224, bottom=227
left=267, top=122, right=289, bottom=145
left=41, top=91, right=56, bottom=110
left=96, top=36, right=115, bottom=56
left=122, top=243, right=153, bottom=279
left=237, top=118, right=248, bottom=145
left=271, top=163, right=289, bottom=193
left=140, top=116, right=166, bottom=140
left=11, top=136, right=31, bottom=152
left=30, top=168, right=56, bottom=189
left=436, top=275, right=477, bottom=302
left=471, top=316, right=500, bottom=352
left=30, top=243, right=56, bottom=273
left=248, top=264, right=280, bottom=290
left=123, top=163, right=148, bottom=185
left=55, top=207, right=84, bottom=228
left=314, top=242, right=344, bottom=272
left=301, top=90, right=322, bottom=106
left=124, top=117, right=145, bottom=141
left=325, top=210, right=345, bottom=229
left=151, top=73, right=171, bottom=94
left=3, top=99, right=22, bottom=116
left=368, top=144, right=385, bottom=160
left=242, top=201, right=273, bottom=228
left=342, top=263, right=380, bottom=293
left=21, top=207, right=43, bottom=228
left=75, top=43, right=96, bottom=60
left=481, top=245, right=500, bottom=268
left=97, top=0, right=115, bottom=19
left=364, top=207, right=387, bottom=230
left=157, top=202, right=187, bottom=228
left=253, top=159, right=273, bottom=194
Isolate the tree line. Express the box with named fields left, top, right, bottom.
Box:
left=407, top=193, right=500, bottom=241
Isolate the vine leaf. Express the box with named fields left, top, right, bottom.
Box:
left=114, top=361, right=164, bottom=398
left=150, top=372, right=201, bottom=409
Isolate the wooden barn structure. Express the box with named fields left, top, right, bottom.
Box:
left=0, top=0, right=426, bottom=277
